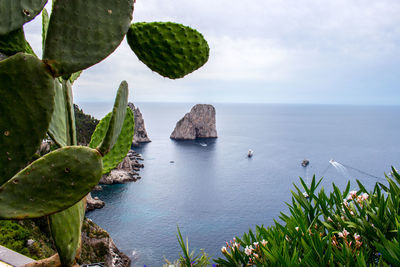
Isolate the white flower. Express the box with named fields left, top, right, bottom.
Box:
left=343, top=199, right=349, bottom=208
left=361, top=193, right=369, bottom=200
left=303, top=192, right=309, bottom=198
left=245, top=246, right=253, bottom=256
left=221, top=246, right=227, bottom=254
left=295, top=227, right=299, bottom=231
left=253, top=242, right=259, bottom=247
left=349, top=190, right=358, bottom=199
left=338, top=228, right=349, bottom=239
left=261, top=239, right=268, bottom=246
left=354, top=233, right=361, bottom=241
left=327, top=217, right=333, bottom=222
left=253, top=253, right=259, bottom=258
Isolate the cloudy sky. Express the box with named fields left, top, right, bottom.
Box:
left=25, top=0, right=400, bottom=105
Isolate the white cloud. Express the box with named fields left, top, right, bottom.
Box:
left=21, top=0, right=400, bottom=104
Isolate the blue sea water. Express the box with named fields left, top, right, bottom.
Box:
left=81, top=103, right=400, bottom=267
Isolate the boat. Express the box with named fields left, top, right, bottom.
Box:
left=248, top=149, right=253, bottom=158
left=301, top=159, right=309, bottom=167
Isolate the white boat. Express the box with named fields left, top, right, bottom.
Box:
left=248, top=149, right=253, bottom=158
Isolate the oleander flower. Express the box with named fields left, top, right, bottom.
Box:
left=338, top=228, right=349, bottom=239
left=261, top=239, right=268, bottom=246
left=221, top=246, right=227, bottom=254
left=354, top=233, right=361, bottom=241
left=349, top=190, right=358, bottom=199
left=245, top=245, right=253, bottom=256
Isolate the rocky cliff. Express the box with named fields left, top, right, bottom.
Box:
left=99, top=150, right=144, bottom=185
left=127, top=103, right=150, bottom=146
left=80, top=218, right=131, bottom=267
left=170, top=104, right=217, bottom=140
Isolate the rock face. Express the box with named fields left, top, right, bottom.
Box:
left=170, top=104, right=217, bottom=140
left=80, top=218, right=131, bottom=267
left=100, top=150, right=143, bottom=185
left=86, top=193, right=105, bottom=211
left=128, top=102, right=150, bottom=146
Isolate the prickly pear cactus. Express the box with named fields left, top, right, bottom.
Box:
left=0, top=0, right=48, bottom=35
left=0, top=146, right=102, bottom=219
left=0, top=0, right=209, bottom=266
left=43, top=0, right=134, bottom=77
left=90, top=108, right=135, bottom=174
left=127, top=22, right=210, bottom=79
left=0, top=53, right=54, bottom=185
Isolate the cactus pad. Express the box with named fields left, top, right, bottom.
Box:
left=0, top=28, right=31, bottom=56
left=0, top=0, right=48, bottom=35
left=127, top=22, right=209, bottom=79
left=48, top=79, right=68, bottom=147
left=43, top=0, right=134, bottom=77
left=0, top=53, right=54, bottom=185
left=49, top=200, right=85, bottom=266
left=95, top=81, right=129, bottom=155
left=42, top=7, right=49, bottom=55
left=0, top=146, right=102, bottom=219
left=90, top=107, right=134, bottom=174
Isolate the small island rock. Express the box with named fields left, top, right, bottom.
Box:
left=170, top=104, right=217, bottom=140
left=128, top=102, right=151, bottom=146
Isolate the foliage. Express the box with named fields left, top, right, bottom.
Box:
left=164, top=227, right=212, bottom=267
left=74, top=104, right=99, bottom=145
left=0, top=219, right=55, bottom=260
left=211, top=167, right=400, bottom=266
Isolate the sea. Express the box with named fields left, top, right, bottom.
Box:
left=79, top=102, right=400, bottom=267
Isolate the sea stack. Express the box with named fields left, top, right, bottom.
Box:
left=128, top=102, right=151, bottom=146
left=170, top=104, right=217, bottom=140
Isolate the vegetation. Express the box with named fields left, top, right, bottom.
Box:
left=0, top=0, right=209, bottom=266
left=0, top=219, right=55, bottom=260
left=74, top=104, right=99, bottom=145
left=172, top=168, right=400, bottom=266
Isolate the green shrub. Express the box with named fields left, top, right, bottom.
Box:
left=212, top=167, right=400, bottom=266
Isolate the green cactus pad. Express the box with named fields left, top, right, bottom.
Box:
left=43, top=0, right=134, bottom=77
left=49, top=200, right=85, bottom=266
left=95, top=81, right=129, bottom=156
left=48, top=79, right=67, bottom=147
left=0, top=0, right=48, bottom=35
left=90, top=107, right=134, bottom=174
left=0, top=146, right=102, bottom=219
left=42, top=7, right=49, bottom=55
left=0, top=28, right=30, bottom=56
left=127, top=22, right=209, bottom=79
left=0, top=53, right=54, bottom=185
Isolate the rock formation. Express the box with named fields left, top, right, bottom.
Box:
left=86, top=193, right=105, bottom=211
left=170, top=104, right=217, bottom=140
left=80, top=218, right=131, bottom=267
left=100, top=150, right=143, bottom=185
left=128, top=102, right=151, bottom=146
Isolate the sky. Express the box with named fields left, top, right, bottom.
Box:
left=25, top=0, right=400, bottom=105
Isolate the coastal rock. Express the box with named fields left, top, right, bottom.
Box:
left=86, top=193, right=105, bottom=211
left=99, top=150, right=143, bottom=184
left=80, top=218, right=131, bottom=267
left=100, top=170, right=136, bottom=184
left=128, top=102, right=151, bottom=146
left=170, top=104, right=217, bottom=140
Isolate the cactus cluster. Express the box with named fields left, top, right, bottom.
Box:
left=0, top=0, right=209, bottom=266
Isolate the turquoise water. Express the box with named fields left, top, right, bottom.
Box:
left=82, top=103, right=400, bottom=266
